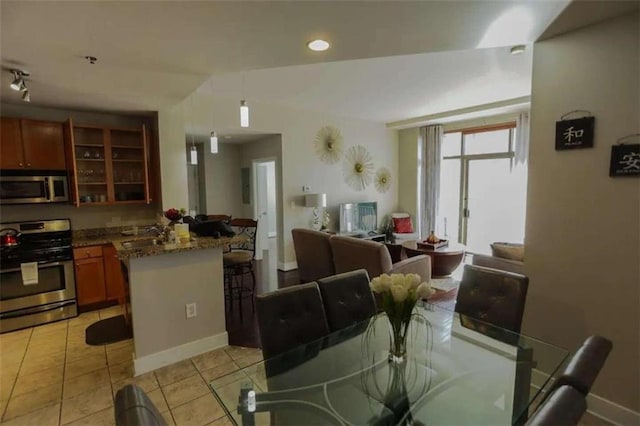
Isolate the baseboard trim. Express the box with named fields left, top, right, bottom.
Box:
left=278, top=261, right=297, bottom=271
left=531, top=369, right=639, bottom=425
left=133, top=331, right=228, bottom=376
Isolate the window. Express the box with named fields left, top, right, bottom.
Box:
left=438, top=124, right=527, bottom=254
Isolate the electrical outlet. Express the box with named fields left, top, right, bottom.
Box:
left=302, top=185, right=311, bottom=193
left=185, top=303, right=197, bottom=318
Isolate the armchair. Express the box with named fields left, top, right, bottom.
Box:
left=330, top=235, right=431, bottom=283
left=291, top=228, right=335, bottom=283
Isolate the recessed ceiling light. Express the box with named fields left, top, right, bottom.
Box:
left=510, top=45, right=526, bottom=55
left=307, top=39, right=330, bottom=52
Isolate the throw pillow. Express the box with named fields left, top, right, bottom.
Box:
left=393, top=217, right=414, bottom=233
left=490, top=242, right=525, bottom=261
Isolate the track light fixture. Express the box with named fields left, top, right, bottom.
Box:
left=21, top=90, right=30, bottom=102
left=9, top=69, right=29, bottom=92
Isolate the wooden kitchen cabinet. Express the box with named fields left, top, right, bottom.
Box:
left=73, top=245, right=126, bottom=308
left=103, top=245, right=125, bottom=301
left=74, top=257, right=107, bottom=306
left=0, top=117, right=66, bottom=170
left=64, top=119, right=151, bottom=206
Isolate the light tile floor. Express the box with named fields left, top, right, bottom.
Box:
left=0, top=306, right=262, bottom=426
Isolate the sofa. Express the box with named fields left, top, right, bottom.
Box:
left=471, top=242, right=525, bottom=275
left=291, top=228, right=431, bottom=283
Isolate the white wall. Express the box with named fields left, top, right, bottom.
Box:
left=265, top=161, right=277, bottom=236
left=526, top=13, right=639, bottom=414
left=398, top=128, right=420, bottom=222
left=158, top=95, right=398, bottom=268
left=202, top=142, right=243, bottom=217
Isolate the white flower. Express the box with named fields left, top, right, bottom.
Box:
left=378, top=274, right=392, bottom=291
left=391, top=274, right=406, bottom=289
left=390, top=284, right=408, bottom=303
left=370, top=274, right=392, bottom=294
left=416, top=281, right=435, bottom=300
left=405, top=273, right=421, bottom=290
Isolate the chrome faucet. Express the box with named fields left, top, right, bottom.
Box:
left=145, top=225, right=170, bottom=239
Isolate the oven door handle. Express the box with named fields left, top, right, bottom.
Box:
left=1, top=261, right=66, bottom=273
left=0, top=300, right=75, bottom=319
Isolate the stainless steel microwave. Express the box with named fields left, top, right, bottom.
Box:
left=0, top=172, right=69, bottom=204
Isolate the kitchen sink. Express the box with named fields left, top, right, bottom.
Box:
left=121, top=239, right=163, bottom=249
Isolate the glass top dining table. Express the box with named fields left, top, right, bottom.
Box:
left=210, top=302, right=569, bottom=426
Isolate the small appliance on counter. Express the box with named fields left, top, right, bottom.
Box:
left=0, top=228, right=20, bottom=247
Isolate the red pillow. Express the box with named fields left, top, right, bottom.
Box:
left=392, top=217, right=414, bottom=233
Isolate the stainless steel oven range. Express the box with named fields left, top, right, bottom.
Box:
left=0, top=219, right=77, bottom=333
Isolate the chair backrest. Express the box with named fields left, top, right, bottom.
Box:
left=330, top=236, right=392, bottom=279
left=455, top=264, right=529, bottom=334
left=114, top=384, right=167, bottom=426
left=384, top=243, right=404, bottom=263
left=256, top=282, right=330, bottom=359
left=525, top=385, right=586, bottom=426
left=207, top=214, right=232, bottom=222
left=317, top=269, right=376, bottom=332
left=291, top=228, right=335, bottom=283
left=553, top=335, right=613, bottom=396
left=229, top=218, right=258, bottom=255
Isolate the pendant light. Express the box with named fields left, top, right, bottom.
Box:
left=190, top=137, right=198, bottom=165
left=209, top=131, right=218, bottom=154
left=240, top=100, right=249, bottom=128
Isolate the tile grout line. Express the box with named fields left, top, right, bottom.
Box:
left=58, top=320, right=70, bottom=426
left=0, top=327, right=33, bottom=422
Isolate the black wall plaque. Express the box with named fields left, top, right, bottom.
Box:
left=610, top=144, right=640, bottom=177
left=555, top=116, right=595, bottom=150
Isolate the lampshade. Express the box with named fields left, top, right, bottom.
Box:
left=305, top=193, right=326, bottom=208
left=210, top=131, right=218, bottom=154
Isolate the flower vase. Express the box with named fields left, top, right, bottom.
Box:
left=388, top=315, right=410, bottom=364
left=383, top=361, right=413, bottom=425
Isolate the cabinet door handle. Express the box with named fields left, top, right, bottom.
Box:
left=18, top=162, right=23, bottom=167
left=26, top=163, right=31, bottom=167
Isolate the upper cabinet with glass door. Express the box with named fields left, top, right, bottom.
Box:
left=64, top=119, right=150, bottom=207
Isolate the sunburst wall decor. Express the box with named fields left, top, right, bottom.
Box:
left=343, top=145, right=374, bottom=191
left=314, top=125, right=344, bottom=164
left=374, top=167, right=391, bottom=193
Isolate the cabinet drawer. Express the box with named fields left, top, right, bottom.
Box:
left=73, top=246, right=104, bottom=260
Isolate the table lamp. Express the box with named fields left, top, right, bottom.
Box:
left=305, top=193, right=327, bottom=230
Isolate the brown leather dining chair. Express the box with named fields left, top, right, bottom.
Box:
left=550, top=335, right=613, bottom=396
left=316, top=269, right=377, bottom=332
left=223, top=218, right=258, bottom=318
left=525, top=385, right=587, bottom=426
left=455, top=264, right=529, bottom=334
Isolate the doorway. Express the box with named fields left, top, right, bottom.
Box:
left=252, top=158, right=277, bottom=262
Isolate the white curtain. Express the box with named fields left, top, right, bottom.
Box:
left=515, top=112, right=530, bottom=166
left=419, top=125, right=443, bottom=240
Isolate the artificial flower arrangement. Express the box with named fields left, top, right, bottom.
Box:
left=369, top=273, right=434, bottom=361
left=164, top=208, right=186, bottom=223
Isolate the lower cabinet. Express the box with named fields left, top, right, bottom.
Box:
left=73, top=245, right=125, bottom=308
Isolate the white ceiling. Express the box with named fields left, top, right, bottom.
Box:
left=1, top=0, right=570, bottom=120
left=199, top=45, right=534, bottom=123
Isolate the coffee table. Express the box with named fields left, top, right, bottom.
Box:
left=402, top=241, right=466, bottom=277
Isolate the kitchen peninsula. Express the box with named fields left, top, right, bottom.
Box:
left=114, top=234, right=245, bottom=375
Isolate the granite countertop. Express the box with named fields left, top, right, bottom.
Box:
left=71, top=226, right=246, bottom=260
left=113, top=234, right=246, bottom=260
